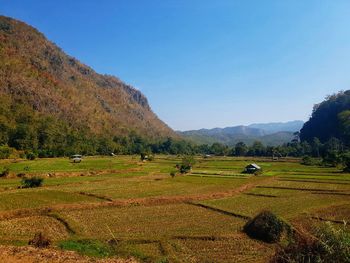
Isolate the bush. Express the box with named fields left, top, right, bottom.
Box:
left=243, top=211, right=287, bottom=243
left=271, top=222, right=350, bottom=263
left=176, top=155, right=196, bottom=174
left=0, top=145, right=13, bottom=159
left=26, top=152, right=36, bottom=160
left=170, top=171, right=177, bottom=178
left=322, top=151, right=341, bottom=167
left=0, top=167, right=10, bottom=178
left=28, top=232, right=51, bottom=248
left=21, top=176, right=44, bottom=188
left=140, top=152, right=154, bottom=162
left=301, top=156, right=314, bottom=166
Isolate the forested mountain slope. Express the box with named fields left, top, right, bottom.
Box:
left=0, top=16, right=176, bottom=155
left=300, top=90, right=350, bottom=145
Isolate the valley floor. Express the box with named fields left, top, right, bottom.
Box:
left=0, top=156, right=349, bottom=262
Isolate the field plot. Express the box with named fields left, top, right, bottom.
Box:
left=0, top=156, right=349, bottom=262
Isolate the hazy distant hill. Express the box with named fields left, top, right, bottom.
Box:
left=0, top=16, right=176, bottom=153
left=179, top=121, right=304, bottom=146
left=248, top=120, right=304, bottom=134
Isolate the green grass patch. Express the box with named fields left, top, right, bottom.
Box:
left=58, top=239, right=115, bottom=258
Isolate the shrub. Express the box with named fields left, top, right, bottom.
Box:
left=26, top=152, right=36, bottom=160
left=176, top=155, right=196, bottom=174
left=322, top=151, right=341, bottom=167
left=301, top=156, right=314, bottom=166
left=28, top=232, right=51, bottom=248
left=140, top=152, right=154, bottom=161
left=21, top=176, right=44, bottom=188
left=244, top=211, right=287, bottom=243
left=271, top=222, right=350, bottom=263
left=170, top=171, right=177, bottom=178
left=0, top=145, right=13, bottom=159
left=0, top=20, right=12, bottom=33
left=0, top=167, right=10, bottom=178
left=148, top=154, right=155, bottom=161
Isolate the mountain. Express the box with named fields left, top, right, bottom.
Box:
left=300, top=90, right=350, bottom=144
left=248, top=120, right=304, bottom=134
left=193, top=126, right=265, bottom=137
left=179, top=121, right=303, bottom=146
left=0, top=16, right=176, bottom=154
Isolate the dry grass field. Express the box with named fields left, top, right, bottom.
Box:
left=0, top=155, right=349, bottom=262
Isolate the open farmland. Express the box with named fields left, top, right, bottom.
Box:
left=0, top=156, right=349, bottom=262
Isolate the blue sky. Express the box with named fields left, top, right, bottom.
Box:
left=1, top=1, right=350, bottom=130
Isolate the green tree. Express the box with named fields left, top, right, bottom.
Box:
left=10, top=124, right=38, bottom=151
left=341, top=151, right=350, bottom=172
left=210, top=143, right=229, bottom=156
left=323, top=137, right=343, bottom=155
left=311, top=137, right=322, bottom=157
left=248, top=141, right=265, bottom=156
left=338, top=110, right=350, bottom=145
left=235, top=142, right=248, bottom=156
left=0, top=145, right=13, bottom=159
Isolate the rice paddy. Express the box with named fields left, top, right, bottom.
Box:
left=0, top=155, right=349, bottom=262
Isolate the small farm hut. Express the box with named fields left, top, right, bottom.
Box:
left=244, top=163, right=261, bottom=174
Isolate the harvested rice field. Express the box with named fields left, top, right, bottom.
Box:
left=0, top=155, right=349, bottom=262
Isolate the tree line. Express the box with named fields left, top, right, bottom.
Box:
left=0, top=127, right=347, bottom=161
left=1, top=90, right=350, bottom=161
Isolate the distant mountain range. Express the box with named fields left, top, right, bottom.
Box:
left=179, top=121, right=304, bottom=146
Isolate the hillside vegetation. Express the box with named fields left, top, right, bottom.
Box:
left=0, top=16, right=176, bottom=156
left=300, top=90, right=350, bottom=144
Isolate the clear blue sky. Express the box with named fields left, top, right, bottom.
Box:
left=1, top=1, right=350, bottom=130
